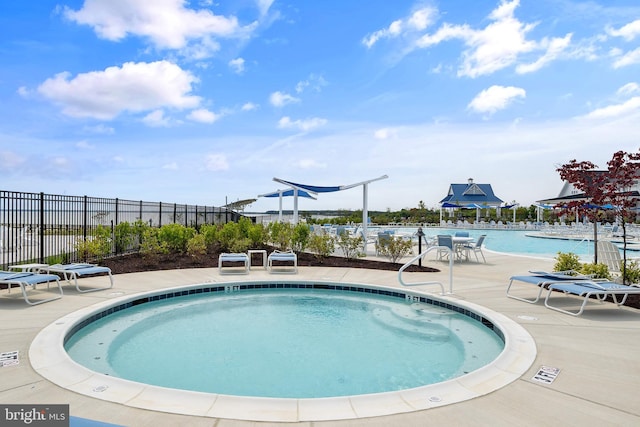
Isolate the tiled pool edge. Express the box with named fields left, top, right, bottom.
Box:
left=29, top=280, right=536, bottom=422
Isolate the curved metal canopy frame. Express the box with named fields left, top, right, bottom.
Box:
left=271, top=175, right=389, bottom=251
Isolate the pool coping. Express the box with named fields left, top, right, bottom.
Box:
left=29, top=280, right=536, bottom=422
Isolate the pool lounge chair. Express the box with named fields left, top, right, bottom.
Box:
left=507, top=271, right=592, bottom=304
left=597, top=240, right=622, bottom=277
left=218, top=253, right=250, bottom=275
left=39, top=263, right=114, bottom=293
left=0, top=271, right=63, bottom=305
left=544, top=280, right=640, bottom=316
left=267, top=250, right=298, bottom=274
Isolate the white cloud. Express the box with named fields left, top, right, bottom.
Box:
left=187, top=108, right=221, bottom=123
left=612, top=47, right=640, bottom=68
left=269, top=91, right=300, bottom=107
left=37, top=61, right=201, bottom=120
left=63, top=0, right=244, bottom=50
left=373, top=128, right=397, bottom=139
left=374, top=0, right=571, bottom=78
left=468, top=85, right=526, bottom=115
left=277, top=116, right=327, bottom=131
left=241, top=102, right=258, bottom=111
left=362, top=7, right=436, bottom=48
left=256, top=0, right=275, bottom=17
left=295, top=74, right=328, bottom=94
left=607, top=19, right=640, bottom=41
left=229, top=57, right=245, bottom=74
left=516, top=33, right=572, bottom=74
left=142, top=110, right=171, bottom=127
left=584, top=97, right=640, bottom=119
left=617, top=83, right=640, bottom=97
left=204, top=153, right=229, bottom=171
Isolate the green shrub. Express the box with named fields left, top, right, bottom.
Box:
left=580, top=262, right=610, bottom=280
left=217, top=222, right=242, bottom=252
left=308, top=233, right=335, bottom=260
left=75, top=225, right=112, bottom=262
left=292, top=223, right=311, bottom=253
left=247, top=223, right=267, bottom=247
left=229, top=237, right=252, bottom=253
left=186, top=234, right=207, bottom=259
left=267, top=222, right=294, bottom=250
left=376, top=236, right=413, bottom=263
left=336, top=233, right=364, bottom=260
left=132, top=220, right=150, bottom=250
left=199, top=224, right=220, bottom=252
left=553, top=252, right=582, bottom=274
left=157, top=223, right=195, bottom=253
left=621, top=259, right=640, bottom=284
left=140, top=228, right=168, bottom=260
left=114, top=221, right=135, bottom=253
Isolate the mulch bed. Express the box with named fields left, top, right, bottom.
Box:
left=100, top=250, right=440, bottom=275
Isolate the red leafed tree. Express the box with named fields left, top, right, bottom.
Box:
left=557, top=149, right=640, bottom=283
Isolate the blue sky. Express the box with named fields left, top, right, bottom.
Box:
left=2, top=0, right=640, bottom=212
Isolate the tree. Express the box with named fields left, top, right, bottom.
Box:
left=557, top=149, right=640, bottom=283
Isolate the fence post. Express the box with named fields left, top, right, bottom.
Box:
left=39, top=192, right=45, bottom=263
left=158, top=202, right=162, bottom=227
left=83, top=195, right=88, bottom=241
left=139, top=200, right=142, bottom=222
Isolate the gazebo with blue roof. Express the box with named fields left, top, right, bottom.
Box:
left=440, top=178, right=505, bottom=223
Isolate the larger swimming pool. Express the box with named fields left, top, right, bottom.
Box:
left=391, top=227, right=599, bottom=259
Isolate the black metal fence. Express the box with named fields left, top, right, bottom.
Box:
left=0, top=190, right=242, bottom=269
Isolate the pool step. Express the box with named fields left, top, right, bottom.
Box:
left=372, top=307, right=450, bottom=341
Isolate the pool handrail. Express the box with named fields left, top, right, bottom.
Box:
left=398, top=246, right=452, bottom=294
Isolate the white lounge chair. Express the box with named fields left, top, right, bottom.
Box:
left=544, top=280, right=640, bottom=316
left=0, top=270, right=63, bottom=305
left=218, top=253, right=250, bottom=275
left=267, top=250, right=298, bottom=274
left=596, top=240, right=622, bottom=276
left=39, top=263, right=114, bottom=293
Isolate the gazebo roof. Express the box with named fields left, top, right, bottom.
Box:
left=440, top=179, right=503, bottom=206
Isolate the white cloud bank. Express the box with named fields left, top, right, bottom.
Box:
left=365, top=0, right=572, bottom=78
left=37, top=60, right=201, bottom=120
left=63, top=0, right=252, bottom=55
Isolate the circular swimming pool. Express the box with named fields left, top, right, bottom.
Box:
left=30, top=281, right=537, bottom=422
left=64, top=287, right=504, bottom=398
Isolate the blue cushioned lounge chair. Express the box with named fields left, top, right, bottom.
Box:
left=0, top=271, right=63, bottom=305
left=39, top=263, right=113, bottom=293
left=506, top=270, right=591, bottom=304
left=218, top=253, right=250, bottom=274
left=544, top=280, right=640, bottom=316
left=267, top=250, right=298, bottom=274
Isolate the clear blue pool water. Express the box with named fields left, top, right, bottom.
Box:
left=386, top=227, right=600, bottom=260
left=65, top=289, right=504, bottom=398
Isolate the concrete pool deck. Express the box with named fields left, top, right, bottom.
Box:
left=2, top=250, right=640, bottom=426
